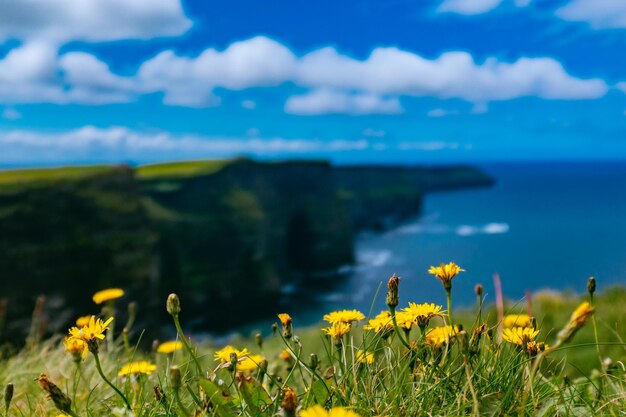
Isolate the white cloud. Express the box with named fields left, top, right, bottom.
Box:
left=556, top=0, right=626, bottom=29
left=362, top=128, right=386, bottom=137
left=438, top=0, right=502, bottom=15
left=242, top=100, right=257, bottom=109
left=0, top=126, right=467, bottom=163
left=0, top=36, right=611, bottom=110
left=2, top=108, right=21, bottom=120
left=617, top=82, right=626, bottom=93
left=285, top=89, right=403, bottom=115
left=0, top=0, right=191, bottom=43
left=427, top=108, right=460, bottom=117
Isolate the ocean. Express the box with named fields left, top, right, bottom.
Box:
left=280, top=161, right=626, bottom=329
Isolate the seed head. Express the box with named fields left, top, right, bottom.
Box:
left=587, top=277, right=596, bottom=295
left=166, top=293, right=181, bottom=315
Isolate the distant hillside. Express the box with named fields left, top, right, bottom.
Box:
left=0, top=159, right=493, bottom=339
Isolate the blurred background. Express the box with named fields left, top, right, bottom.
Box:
left=0, top=0, right=625, bottom=340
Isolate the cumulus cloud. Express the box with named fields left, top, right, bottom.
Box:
left=438, top=0, right=502, bottom=15
left=556, top=0, right=626, bottom=29
left=285, top=89, right=403, bottom=115
left=617, top=82, right=626, bottom=93
left=0, top=36, right=611, bottom=110
left=0, top=0, right=191, bottom=43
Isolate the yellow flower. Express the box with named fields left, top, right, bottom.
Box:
left=425, top=325, right=458, bottom=348
left=402, top=302, right=444, bottom=328
left=279, top=349, right=292, bottom=361
left=363, top=311, right=393, bottom=333
left=428, top=262, right=464, bottom=290
left=570, top=301, right=594, bottom=328
left=525, top=340, right=548, bottom=356
left=92, top=288, right=124, bottom=304
left=156, top=340, right=183, bottom=354
left=300, top=405, right=363, bottom=417
left=63, top=336, right=87, bottom=359
left=118, top=360, right=157, bottom=376
left=395, top=311, right=415, bottom=331
left=75, top=315, right=92, bottom=327
left=503, top=314, right=531, bottom=328
left=277, top=313, right=292, bottom=327
left=501, top=327, right=540, bottom=346
left=237, top=354, right=264, bottom=372
left=68, top=316, right=114, bottom=343
left=355, top=350, right=374, bottom=365
left=323, top=309, right=365, bottom=324
left=322, top=322, right=352, bottom=339
left=214, top=345, right=250, bottom=363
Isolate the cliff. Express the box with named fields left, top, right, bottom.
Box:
left=0, top=159, right=493, bottom=338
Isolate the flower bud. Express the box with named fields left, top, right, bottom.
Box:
left=4, top=383, right=14, bottom=413
left=35, top=374, right=72, bottom=414
left=255, top=333, right=263, bottom=349
left=272, top=323, right=278, bottom=336
left=281, top=387, right=298, bottom=417
left=587, top=277, right=596, bottom=295
left=386, top=274, right=400, bottom=309
left=166, top=294, right=181, bottom=315
left=153, top=385, right=166, bottom=404
left=228, top=352, right=238, bottom=371
left=474, top=284, right=483, bottom=297
left=169, top=366, right=182, bottom=390
left=309, top=353, right=319, bottom=369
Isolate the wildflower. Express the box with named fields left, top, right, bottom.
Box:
left=428, top=262, right=464, bottom=290
left=280, top=349, right=292, bottom=361
left=395, top=311, right=415, bottom=331
left=363, top=311, right=394, bottom=333
left=92, top=288, right=124, bottom=305
left=425, top=325, right=458, bottom=348
left=214, top=345, right=250, bottom=363
left=503, top=314, right=531, bottom=328
left=501, top=327, right=539, bottom=346
left=525, top=341, right=548, bottom=357
left=67, top=316, right=113, bottom=354
left=156, top=340, right=183, bottom=354
left=300, top=405, right=363, bottom=417
left=238, top=354, right=264, bottom=372
left=322, top=322, right=352, bottom=343
left=281, top=387, right=298, bottom=416
left=278, top=313, right=293, bottom=338
left=64, top=336, right=87, bottom=360
left=356, top=350, right=374, bottom=365
left=402, top=302, right=444, bottom=328
left=118, top=361, right=157, bottom=376
left=556, top=301, right=594, bottom=344
left=36, top=374, right=72, bottom=415
left=323, top=309, right=365, bottom=324
left=75, top=315, right=92, bottom=327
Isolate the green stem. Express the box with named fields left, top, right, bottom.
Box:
left=92, top=351, right=132, bottom=410
left=174, top=389, right=191, bottom=417
left=389, top=306, right=413, bottom=351
left=172, top=314, right=203, bottom=375
left=446, top=289, right=453, bottom=327
left=589, top=294, right=602, bottom=366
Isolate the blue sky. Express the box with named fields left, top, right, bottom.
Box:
left=0, top=0, right=625, bottom=166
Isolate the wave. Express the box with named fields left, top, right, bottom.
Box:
left=456, top=222, right=509, bottom=236
left=390, top=221, right=509, bottom=237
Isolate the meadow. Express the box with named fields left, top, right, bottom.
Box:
left=0, top=263, right=624, bottom=417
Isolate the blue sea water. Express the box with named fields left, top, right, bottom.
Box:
left=297, top=161, right=626, bottom=322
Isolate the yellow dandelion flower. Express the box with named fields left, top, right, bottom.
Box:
left=428, top=262, right=464, bottom=290
left=156, top=340, right=183, bottom=354
left=213, top=345, right=250, bottom=363
left=503, top=314, right=531, bottom=328
left=395, top=311, right=415, bottom=331
left=402, top=302, right=444, bottom=328
left=68, top=316, right=114, bottom=343
left=279, top=349, right=292, bottom=361
left=425, top=325, right=458, bottom=348
left=525, top=340, right=548, bottom=356
left=92, top=288, right=125, bottom=304
left=323, top=309, right=365, bottom=324
left=355, top=350, right=374, bottom=365
left=363, top=311, right=393, bottom=333
left=118, top=360, right=157, bottom=376
left=300, top=405, right=363, bottom=417
left=75, top=315, right=93, bottom=328
left=237, top=354, right=264, bottom=372
left=277, top=313, right=292, bottom=327
left=63, top=336, right=87, bottom=359
left=501, top=327, right=540, bottom=346
left=570, top=301, right=594, bottom=328
left=322, top=322, right=352, bottom=339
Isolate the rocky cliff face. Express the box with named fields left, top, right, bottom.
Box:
left=0, top=159, right=492, bottom=338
